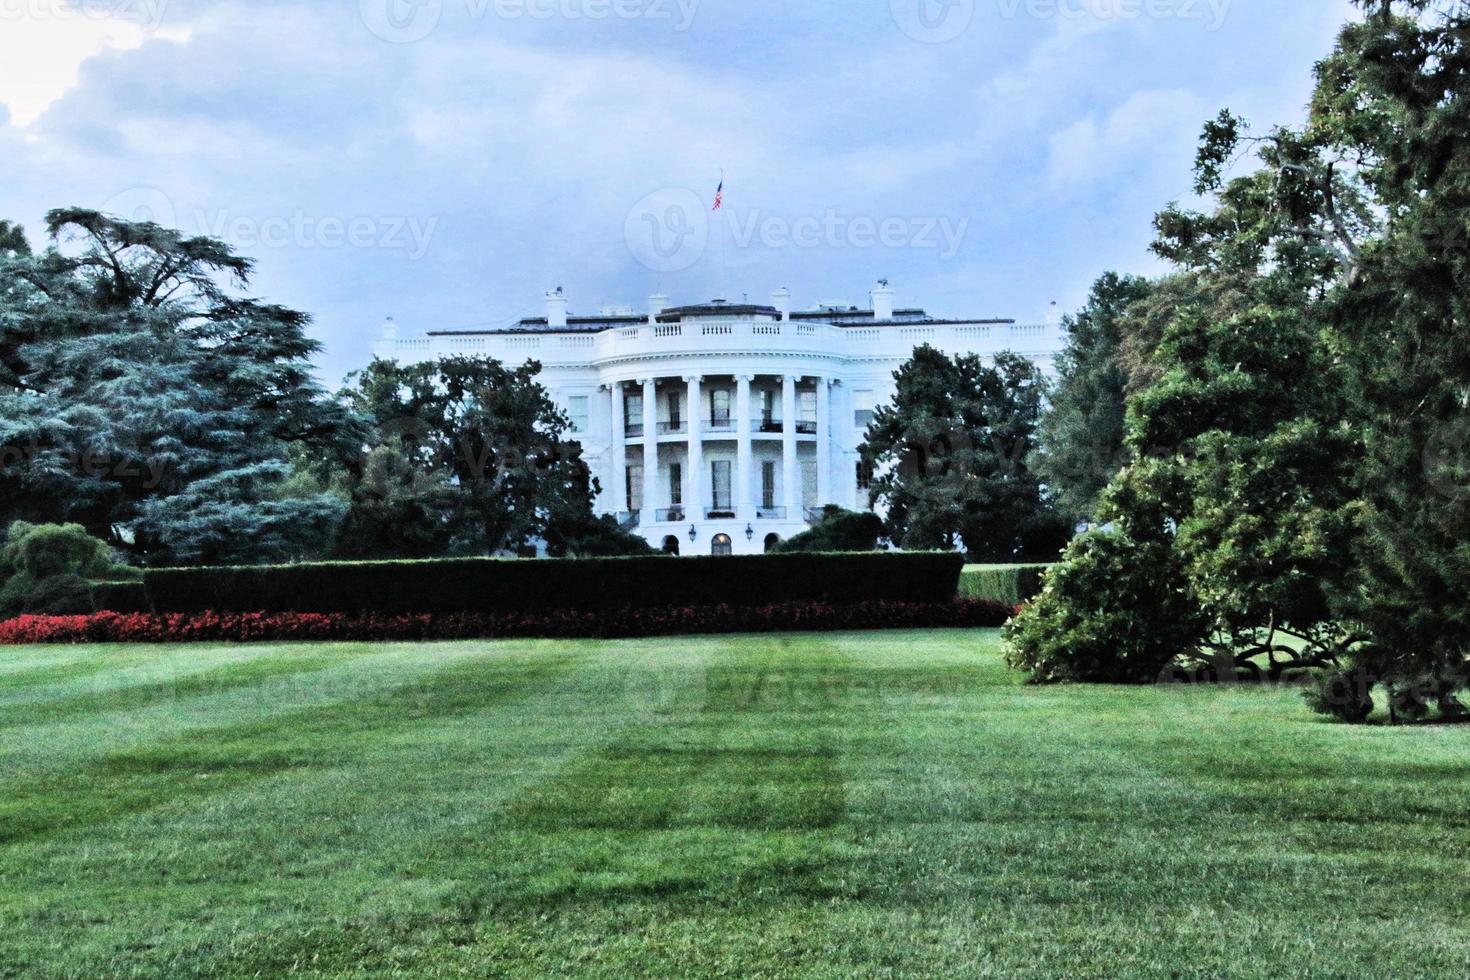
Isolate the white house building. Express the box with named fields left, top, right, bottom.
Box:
left=372, top=283, right=1066, bottom=556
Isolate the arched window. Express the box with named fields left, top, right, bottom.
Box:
left=764, top=533, right=782, bottom=554
left=662, top=536, right=681, bottom=556
left=711, top=534, right=733, bottom=556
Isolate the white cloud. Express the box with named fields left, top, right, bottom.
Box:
left=0, top=6, right=188, bottom=126
left=1046, top=88, right=1207, bottom=192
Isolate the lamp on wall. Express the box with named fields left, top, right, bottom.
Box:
left=688, top=524, right=698, bottom=542
left=745, top=524, right=755, bottom=541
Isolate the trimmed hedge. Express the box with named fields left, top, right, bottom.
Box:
left=0, top=599, right=1009, bottom=645
left=134, top=553, right=965, bottom=616
left=959, top=565, right=1052, bottom=606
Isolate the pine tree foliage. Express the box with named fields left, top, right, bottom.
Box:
left=0, top=210, right=358, bottom=564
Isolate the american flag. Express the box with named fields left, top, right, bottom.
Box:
left=711, top=179, right=723, bottom=211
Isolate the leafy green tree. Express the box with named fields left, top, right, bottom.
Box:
left=862, top=345, right=1071, bottom=562
left=1035, top=273, right=1153, bottom=520
left=0, top=209, right=357, bottom=565
left=338, top=356, right=647, bottom=558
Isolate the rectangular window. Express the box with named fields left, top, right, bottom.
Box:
left=567, top=396, right=589, bottom=434
left=667, top=391, right=683, bottom=429
left=669, top=463, right=683, bottom=507
left=711, top=389, right=732, bottom=425
left=857, top=460, right=874, bottom=492
left=761, top=389, right=776, bottom=423
left=625, top=392, right=643, bottom=435
left=802, top=462, right=818, bottom=508
left=711, top=460, right=732, bottom=511
left=854, top=389, right=875, bottom=430
left=800, top=390, right=817, bottom=423
left=761, top=461, right=776, bottom=509
left=626, top=464, right=644, bottom=512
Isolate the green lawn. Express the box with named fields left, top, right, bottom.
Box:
left=2, top=631, right=1469, bottom=978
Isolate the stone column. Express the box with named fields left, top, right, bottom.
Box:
left=736, top=375, right=754, bottom=521
left=610, top=382, right=627, bottom=515
left=640, top=378, right=659, bottom=518
left=686, top=375, right=703, bottom=522
left=783, top=375, right=800, bottom=517
left=816, top=377, right=832, bottom=507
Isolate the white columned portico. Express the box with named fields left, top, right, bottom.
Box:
left=610, top=383, right=627, bottom=515
left=686, top=375, right=703, bottom=522
left=783, top=374, right=800, bottom=516
left=641, top=378, right=658, bottom=517
left=736, top=375, right=754, bottom=521
left=816, top=376, right=832, bottom=508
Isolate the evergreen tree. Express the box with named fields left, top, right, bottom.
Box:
left=1035, top=272, right=1153, bottom=520
left=0, top=209, right=357, bottom=565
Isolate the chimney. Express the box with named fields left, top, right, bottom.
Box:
left=648, top=292, right=669, bottom=325
left=871, top=279, right=894, bottom=320
left=546, top=287, right=568, bottom=329
left=381, top=316, right=399, bottom=340
left=772, top=286, right=791, bottom=321
left=1045, top=301, right=1063, bottom=328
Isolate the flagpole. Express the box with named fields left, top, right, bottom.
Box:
left=720, top=170, right=726, bottom=302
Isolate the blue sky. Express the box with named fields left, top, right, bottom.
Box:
left=2, top=0, right=1358, bottom=383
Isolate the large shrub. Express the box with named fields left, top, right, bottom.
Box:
left=0, top=522, right=137, bottom=616
left=776, top=507, right=885, bottom=553
left=959, top=565, right=1051, bottom=606
left=1004, top=466, right=1204, bottom=683
left=134, top=552, right=965, bottom=616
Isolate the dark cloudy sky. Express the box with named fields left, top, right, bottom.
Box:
left=2, top=0, right=1357, bottom=382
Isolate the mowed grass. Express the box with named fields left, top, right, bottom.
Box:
left=2, top=633, right=1469, bottom=978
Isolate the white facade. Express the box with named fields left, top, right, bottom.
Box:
left=372, top=284, right=1066, bottom=556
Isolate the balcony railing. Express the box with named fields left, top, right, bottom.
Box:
left=804, top=507, right=826, bottom=525
left=704, top=417, right=736, bottom=433
left=705, top=507, right=737, bottom=520
left=618, top=511, right=641, bottom=530
left=656, top=507, right=687, bottom=522
left=755, top=418, right=783, bottom=433
left=658, top=421, right=688, bottom=435
left=624, top=423, right=645, bottom=438
left=756, top=506, right=787, bottom=520
left=795, top=420, right=818, bottom=435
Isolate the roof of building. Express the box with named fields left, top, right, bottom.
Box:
left=424, top=299, right=1018, bottom=337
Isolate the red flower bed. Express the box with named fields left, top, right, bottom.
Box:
left=0, top=600, right=1010, bottom=646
